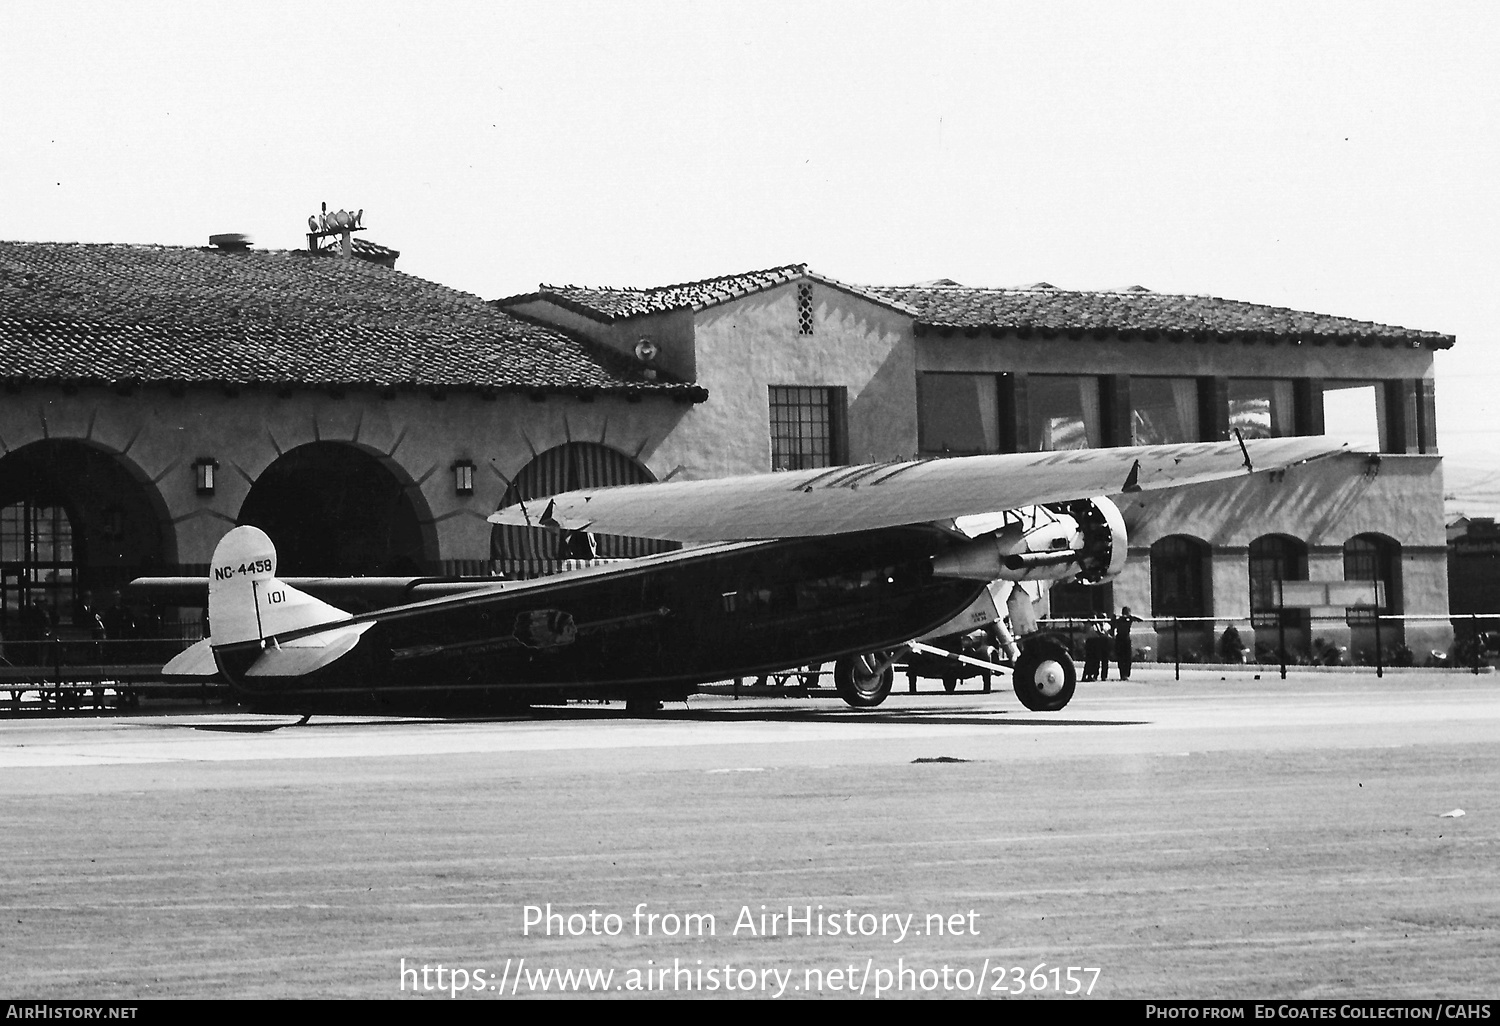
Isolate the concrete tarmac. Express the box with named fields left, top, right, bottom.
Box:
left=0, top=668, right=1496, bottom=1000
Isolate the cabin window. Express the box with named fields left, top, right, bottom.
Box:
left=918, top=373, right=999, bottom=455
left=769, top=386, right=846, bottom=470
left=1027, top=375, right=1101, bottom=451
left=794, top=567, right=893, bottom=611
left=720, top=586, right=774, bottom=615
left=1131, top=377, right=1200, bottom=445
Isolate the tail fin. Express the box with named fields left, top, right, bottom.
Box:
left=208, top=526, right=352, bottom=645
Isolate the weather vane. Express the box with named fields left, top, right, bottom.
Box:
left=306, top=202, right=366, bottom=257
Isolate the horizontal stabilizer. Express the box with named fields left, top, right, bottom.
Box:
left=162, top=638, right=220, bottom=680
left=243, top=622, right=375, bottom=677
left=129, top=576, right=506, bottom=609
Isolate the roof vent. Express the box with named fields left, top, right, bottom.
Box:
left=208, top=233, right=253, bottom=251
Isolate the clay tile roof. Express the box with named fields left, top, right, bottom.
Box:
left=0, top=241, right=705, bottom=396
left=867, top=283, right=1454, bottom=349
left=500, top=264, right=916, bottom=321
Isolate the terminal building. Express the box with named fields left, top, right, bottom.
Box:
left=0, top=238, right=1454, bottom=663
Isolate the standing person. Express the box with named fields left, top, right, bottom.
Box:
left=19, top=598, right=50, bottom=665
left=1111, top=606, right=1143, bottom=680
left=1083, top=617, right=1112, bottom=681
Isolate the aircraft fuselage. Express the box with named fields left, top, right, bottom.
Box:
left=214, top=525, right=986, bottom=712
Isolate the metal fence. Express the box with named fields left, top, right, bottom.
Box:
left=0, top=633, right=216, bottom=713
left=0, top=634, right=199, bottom=682
left=1039, top=613, right=1494, bottom=680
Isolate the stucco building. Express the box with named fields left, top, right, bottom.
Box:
left=502, top=266, right=1453, bottom=663
left=0, top=239, right=702, bottom=644
left=0, top=242, right=1454, bottom=664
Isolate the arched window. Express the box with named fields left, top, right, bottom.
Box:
left=1344, top=534, right=1401, bottom=623
left=491, top=443, right=677, bottom=575
left=1150, top=535, right=1211, bottom=618
left=1249, top=534, right=1308, bottom=630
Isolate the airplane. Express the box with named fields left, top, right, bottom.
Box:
left=146, top=436, right=1343, bottom=716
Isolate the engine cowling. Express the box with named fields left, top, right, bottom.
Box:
left=930, top=496, right=1127, bottom=585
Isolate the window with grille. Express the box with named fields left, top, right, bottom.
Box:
left=796, top=283, right=814, bottom=335
left=1343, top=534, right=1400, bottom=624
left=769, top=386, right=846, bottom=471
left=1150, top=535, right=1211, bottom=618
left=1249, top=534, right=1308, bottom=630
left=1, top=502, right=77, bottom=634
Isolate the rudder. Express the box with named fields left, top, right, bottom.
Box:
left=208, top=526, right=352, bottom=645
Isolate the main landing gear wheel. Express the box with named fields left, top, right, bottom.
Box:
left=1011, top=639, right=1077, bottom=712
left=834, top=652, right=896, bottom=708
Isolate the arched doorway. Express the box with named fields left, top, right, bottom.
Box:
left=0, top=440, right=171, bottom=645
left=238, top=443, right=433, bottom=576
left=491, top=442, right=676, bottom=576
left=1150, top=535, right=1213, bottom=660
left=1344, top=533, right=1403, bottom=663
left=1249, top=534, right=1310, bottom=661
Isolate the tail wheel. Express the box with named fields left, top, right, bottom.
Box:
left=834, top=652, right=895, bottom=708
left=1012, top=640, right=1076, bottom=711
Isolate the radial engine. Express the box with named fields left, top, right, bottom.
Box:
left=929, top=496, right=1128, bottom=585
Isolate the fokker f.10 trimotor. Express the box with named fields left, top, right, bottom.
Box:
left=152, top=437, right=1341, bottom=715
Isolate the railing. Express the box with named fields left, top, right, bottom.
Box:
left=0, top=634, right=215, bottom=713
left=1, top=634, right=195, bottom=685
left=1039, top=613, right=1488, bottom=681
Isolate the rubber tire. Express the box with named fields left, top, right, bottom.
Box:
left=1011, top=639, right=1077, bottom=712
left=834, top=653, right=895, bottom=708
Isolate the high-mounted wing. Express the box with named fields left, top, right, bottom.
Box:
left=487, top=436, right=1346, bottom=543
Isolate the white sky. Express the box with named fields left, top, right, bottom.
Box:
left=3, top=1, right=1497, bottom=494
